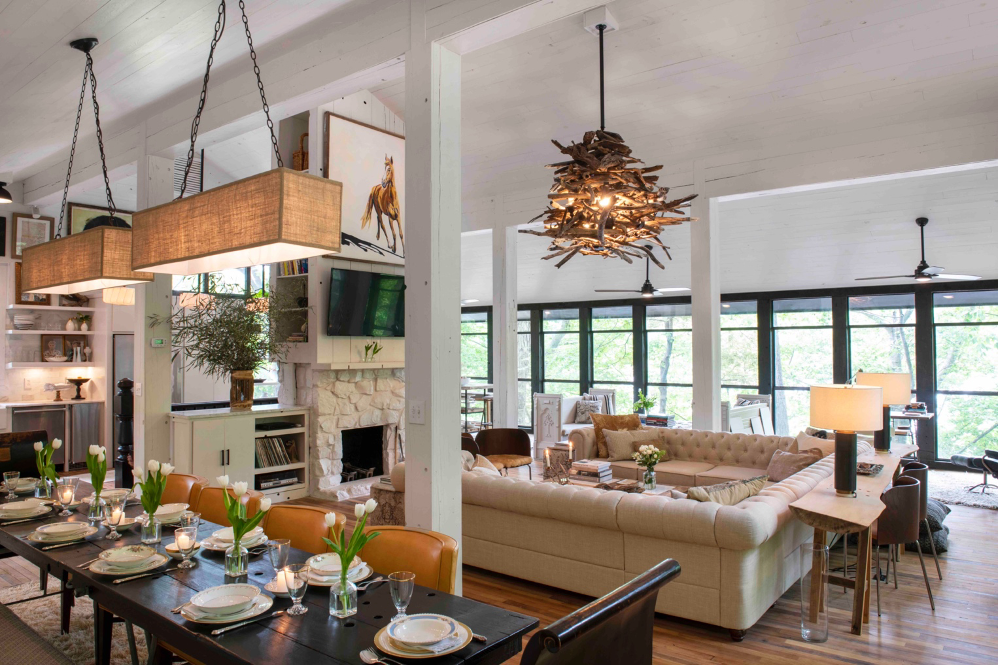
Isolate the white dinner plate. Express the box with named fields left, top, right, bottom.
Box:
left=211, top=526, right=264, bottom=543
left=155, top=503, right=189, bottom=524
left=99, top=544, right=158, bottom=568
left=200, top=533, right=268, bottom=552
left=89, top=552, right=169, bottom=576
left=0, top=503, right=50, bottom=520
left=388, top=614, right=459, bottom=646
left=35, top=522, right=91, bottom=537
left=2, top=477, right=38, bottom=493
left=27, top=524, right=98, bottom=544
left=190, top=584, right=260, bottom=615
left=306, top=563, right=373, bottom=587
left=305, top=553, right=361, bottom=576
left=180, top=594, right=273, bottom=624
left=375, top=620, right=472, bottom=659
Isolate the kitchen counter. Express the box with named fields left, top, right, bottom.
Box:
left=0, top=399, right=104, bottom=408
left=170, top=403, right=308, bottom=420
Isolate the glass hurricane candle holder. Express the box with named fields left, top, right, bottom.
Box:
left=104, top=497, right=126, bottom=541
left=175, top=526, right=198, bottom=569
left=56, top=483, right=75, bottom=517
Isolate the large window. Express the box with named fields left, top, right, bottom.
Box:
left=645, top=303, right=693, bottom=424
left=849, top=294, right=915, bottom=384
left=773, top=297, right=833, bottom=435
left=518, top=310, right=533, bottom=427
left=721, top=301, right=759, bottom=405
left=542, top=308, right=581, bottom=396
left=460, top=311, right=490, bottom=381
left=591, top=306, right=634, bottom=412
left=934, top=290, right=998, bottom=459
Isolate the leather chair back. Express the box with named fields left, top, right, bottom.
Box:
left=161, top=474, right=209, bottom=507
left=475, top=428, right=530, bottom=457
left=521, top=559, right=681, bottom=665
left=461, top=433, right=479, bottom=456
left=192, top=487, right=263, bottom=527
left=261, top=505, right=344, bottom=555
left=0, top=431, right=49, bottom=477
left=360, top=526, right=459, bottom=594
left=983, top=450, right=998, bottom=479
left=902, top=461, right=930, bottom=521
left=875, top=476, right=920, bottom=546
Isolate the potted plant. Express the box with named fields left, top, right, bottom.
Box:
left=632, top=390, right=656, bottom=424
left=75, top=313, right=92, bottom=331
left=215, top=475, right=272, bottom=576
left=33, top=439, right=61, bottom=498
left=323, top=500, right=379, bottom=618
left=633, top=444, right=665, bottom=491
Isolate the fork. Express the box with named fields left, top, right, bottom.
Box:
left=359, top=648, right=400, bottom=665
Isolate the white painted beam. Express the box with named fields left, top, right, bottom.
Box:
left=437, top=0, right=601, bottom=55
left=491, top=201, right=518, bottom=428
left=690, top=160, right=721, bottom=431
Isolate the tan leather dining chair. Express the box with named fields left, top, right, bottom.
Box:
left=161, top=473, right=209, bottom=506
left=360, top=526, right=459, bottom=594
left=191, top=487, right=263, bottom=527
left=261, top=505, right=345, bottom=555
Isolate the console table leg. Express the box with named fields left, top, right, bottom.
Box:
left=851, top=527, right=872, bottom=635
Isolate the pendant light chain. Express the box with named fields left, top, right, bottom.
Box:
left=57, top=64, right=91, bottom=239
left=238, top=0, right=282, bottom=168
left=598, top=23, right=606, bottom=132
left=86, top=51, right=117, bottom=224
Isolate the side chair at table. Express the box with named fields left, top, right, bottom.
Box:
left=261, top=505, right=345, bottom=554
left=873, top=475, right=935, bottom=614
left=360, top=526, right=459, bottom=594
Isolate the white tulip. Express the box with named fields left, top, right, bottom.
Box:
left=51, top=439, right=62, bottom=450
left=232, top=481, right=248, bottom=497
left=100, top=446, right=107, bottom=455
left=324, top=512, right=339, bottom=528
left=161, top=463, right=175, bottom=476
left=34, top=442, right=43, bottom=452
left=88, top=445, right=100, bottom=456
left=259, top=498, right=272, bottom=512
left=133, top=470, right=143, bottom=483
left=148, top=460, right=159, bottom=473
left=97, top=452, right=105, bottom=464
left=216, top=475, right=229, bottom=487
left=365, top=498, right=378, bottom=514
left=354, top=503, right=365, bottom=519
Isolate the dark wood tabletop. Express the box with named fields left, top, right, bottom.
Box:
left=0, top=486, right=538, bottom=665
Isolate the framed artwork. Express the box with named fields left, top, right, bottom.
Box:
left=64, top=335, right=87, bottom=362
left=41, top=335, right=66, bottom=362
left=67, top=202, right=133, bottom=235
left=324, top=112, right=405, bottom=265
left=12, top=213, right=52, bottom=259
left=13, top=262, right=50, bottom=306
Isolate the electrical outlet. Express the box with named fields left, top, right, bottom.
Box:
left=134, top=382, right=142, bottom=397
left=23, top=378, right=32, bottom=390
left=408, top=400, right=425, bottom=425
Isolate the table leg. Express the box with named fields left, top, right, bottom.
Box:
left=851, top=527, right=872, bottom=635
left=59, top=572, right=73, bottom=634
left=809, top=529, right=827, bottom=623
left=93, top=600, right=113, bottom=665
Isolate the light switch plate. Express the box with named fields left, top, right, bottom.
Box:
left=134, top=382, right=142, bottom=397
left=408, top=400, right=425, bottom=425
left=23, top=378, right=32, bottom=390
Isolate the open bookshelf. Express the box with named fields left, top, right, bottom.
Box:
left=253, top=410, right=309, bottom=499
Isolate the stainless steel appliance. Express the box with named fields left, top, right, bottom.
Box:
left=11, top=403, right=102, bottom=471
left=12, top=406, right=68, bottom=469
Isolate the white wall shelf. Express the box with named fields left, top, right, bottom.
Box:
left=6, top=362, right=95, bottom=369
left=6, top=330, right=98, bottom=335
left=255, top=462, right=306, bottom=474
left=254, top=426, right=306, bottom=438
left=7, top=305, right=97, bottom=312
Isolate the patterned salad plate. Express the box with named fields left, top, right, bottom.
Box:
left=374, top=616, right=472, bottom=659
left=90, top=552, right=169, bottom=575
left=180, top=594, right=273, bottom=624
left=27, top=524, right=98, bottom=543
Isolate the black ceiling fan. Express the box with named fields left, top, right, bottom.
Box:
left=856, top=217, right=981, bottom=283
left=595, top=246, right=689, bottom=298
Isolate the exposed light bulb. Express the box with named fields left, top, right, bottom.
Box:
left=642, top=292, right=653, bottom=298
left=599, top=196, right=611, bottom=208
left=915, top=275, right=932, bottom=283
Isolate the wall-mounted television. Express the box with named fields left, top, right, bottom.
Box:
left=326, top=268, right=405, bottom=337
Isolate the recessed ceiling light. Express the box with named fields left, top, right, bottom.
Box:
left=461, top=299, right=479, bottom=305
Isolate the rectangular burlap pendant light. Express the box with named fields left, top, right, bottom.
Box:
left=22, top=226, right=154, bottom=294
left=131, top=168, right=342, bottom=274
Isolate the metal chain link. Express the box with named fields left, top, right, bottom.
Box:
left=238, top=0, right=282, bottom=167
left=86, top=52, right=116, bottom=222
left=57, top=64, right=90, bottom=239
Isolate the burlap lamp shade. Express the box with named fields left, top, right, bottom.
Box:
left=131, top=168, right=343, bottom=274
left=21, top=227, right=154, bottom=294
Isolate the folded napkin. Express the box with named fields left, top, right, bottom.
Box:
left=394, top=633, right=463, bottom=655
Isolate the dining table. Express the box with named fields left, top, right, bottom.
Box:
left=0, top=482, right=539, bottom=664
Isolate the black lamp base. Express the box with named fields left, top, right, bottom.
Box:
left=872, top=405, right=891, bottom=451
left=834, top=431, right=858, bottom=497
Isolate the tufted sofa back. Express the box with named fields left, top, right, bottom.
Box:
left=658, top=429, right=795, bottom=469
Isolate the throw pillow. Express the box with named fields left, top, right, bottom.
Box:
left=590, top=413, right=642, bottom=459
left=604, top=428, right=664, bottom=462
left=687, top=475, right=768, bottom=506
left=583, top=392, right=616, bottom=415
left=575, top=399, right=602, bottom=424
left=766, top=449, right=821, bottom=482
left=472, top=455, right=502, bottom=476
left=669, top=489, right=688, bottom=500
left=460, top=450, right=476, bottom=472
left=796, top=431, right=835, bottom=458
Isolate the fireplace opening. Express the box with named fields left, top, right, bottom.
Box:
left=341, top=426, right=384, bottom=481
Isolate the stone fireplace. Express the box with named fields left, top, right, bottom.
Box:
left=297, top=367, right=405, bottom=499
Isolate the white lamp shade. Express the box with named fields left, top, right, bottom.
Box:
left=102, top=287, right=135, bottom=306
left=809, top=384, right=883, bottom=432
left=855, top=372, right=911, bottom=406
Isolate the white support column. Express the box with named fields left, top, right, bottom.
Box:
left=690, top=160, right=721, bottom=431
left=133, top=150, right=175, bottom=470
left=404, top=4, right=463, bottom=592
left=492, top=208, right=518, bottom=429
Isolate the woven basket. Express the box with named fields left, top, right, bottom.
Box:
left=293, top=132, right=309, bottom=171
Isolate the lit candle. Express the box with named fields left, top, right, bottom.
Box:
left=177, top=533, right=193, bottom=551
left=568, top=442, right=574, bottom=461
left=60, top=488, right=74, bottom=504
left=110, top=508, right=123, bottom=525
left=276, top=569, right=291, bottom=593
left=544, top=448, right=551, bottom=468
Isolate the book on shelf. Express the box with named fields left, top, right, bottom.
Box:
left=254, top=436, right=300, bottom=469
left=278, top=258, right=309, bottom=276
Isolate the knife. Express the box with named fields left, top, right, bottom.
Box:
left=113, top=566, right=181, bottom=584
left=210, top=610, right=285, bottom=636
left=41, top=539, right=93, bottom=551
left=1, top=517, right=46, bottom=526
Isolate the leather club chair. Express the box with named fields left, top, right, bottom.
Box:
left=161, top=473, right=208, bottom=507
left=475, top=428, right=532, bottom=478
left=360, top=526, right=459, bottom=594
left=261, top=505, right=345, bottom=555
left=873, top=475, right=934, bottom=613
left=191, top=487, right=263, bottom=527
left=951, top=449, right=998, bottom=493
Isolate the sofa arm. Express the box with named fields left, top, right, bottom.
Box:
left=567, top=427, right=598, bottom=459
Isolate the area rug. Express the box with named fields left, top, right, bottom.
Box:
left=0, top=576, right=147, bottom=664
left=929, top=469, right=998, bottom=510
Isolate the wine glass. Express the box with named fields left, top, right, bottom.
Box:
left=104, top=496, right=125, bottom=540
left=55, top=483, right=75, bottom=517
left=389, top=571, right=416, bottom=621
left=179, top=511, right=201, bottom=530
left=3, top=471, right=20, bottom=500
left=285, top=563, right=310, bottom=616
left=175, top=527, right=198, bottom=569
left=267, top=539, right=290, bottom=585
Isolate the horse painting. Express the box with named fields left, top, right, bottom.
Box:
left=360, top=155, right=403, bottom=255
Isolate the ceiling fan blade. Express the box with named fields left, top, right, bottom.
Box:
left=922, top=266, right=945, bottom=275
left=933, top=273, right=981, bottom=281
left=594, top=289, right=641, bottom=293
left=855, top=275, right=915, bottom=281
left=653, top=287, right=690, bottom=293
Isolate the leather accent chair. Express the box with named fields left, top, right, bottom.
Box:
left=461, top=433, right=480, bottom=456
left=360, top=526, right=459, bottom=594
left=873, top=476, right=934, bottom=613
left=191, top=487, right=263, bottom=527
left=261, top=505, right=344, bottom=555
left=901, top=461, right=942, bottom=580
left=161, top=473, right=208, bottom=507
left=476, top=428, right=533, bottom=478
left=951, top=449, right=998, bottom=493
left=521, top=559, right=681, bottom=663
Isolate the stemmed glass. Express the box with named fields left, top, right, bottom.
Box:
left=55, top=483, right=75, bottom=517
left=3, top=471, right=20, bottom=501
left=179, top=511, right=201, bottom=530
left=267, top=539, right=290, bottom=585
left=175, top=526, right=198, bottom=569
left=104, top=496, right=126, bottom=540
left=389, top=571, right=416, bottom=621
left=285, top=563, right=310, bottom=616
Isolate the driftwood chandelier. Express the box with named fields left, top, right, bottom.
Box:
left=521, top=21, right=696, bottom=268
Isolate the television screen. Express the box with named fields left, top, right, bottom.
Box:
left=327, top=268, right=405, bottom=337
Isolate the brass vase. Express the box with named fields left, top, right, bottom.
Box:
left=230, top=370, right=255, bottom=410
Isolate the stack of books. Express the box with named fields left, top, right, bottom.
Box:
left=278, top=259, right=309, bottom=276
left=569, top=459, right=612, bottom=485
left=255, top=436, right=300, bottom=468
left=644, top=415, right=676, bottom=428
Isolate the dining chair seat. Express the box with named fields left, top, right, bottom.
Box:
left=360, top=526, right=459, bottom=594
left=190, top=487, right=263, bottom=527
left=261, top=505, right=345, bottom=554
left=161, top=473, right=209, bottom=506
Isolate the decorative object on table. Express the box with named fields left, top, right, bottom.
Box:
left=856, top=462, right=884, bottom=476
left=632, top=445, right=665, bottom=490
left=55, top=483, right=75, bottom=517
left=362, top=340, right=383, bottom=363
left=3, top=471, right=20, bottom=501
left=151, top=275, right=301, bottom=411
left=855, top=372, right=911, bottom=451
left=33, top=439, right=61, bottom=498
left=85, top=444, right=107, bottom=523
left=520, top=20, right=695, bottom=268
left=809, top=384, right=883, bottom=497
left=389, top=571, right=416, bottom=621
left=14, top=262, right=50, bottom=306
left=285, top=563, right=311, bottom=616
left=103, top=495, right=127, bottom=541
left=20, top=41, right=153, bottom=298
left=542, top=449, right=572, bottom=484
left=74, top=313, right=91, bottom=332
left=855, top=217, right=981, bottom=283
left=632, top=390, right=656, bottom=424
left=12, top=212, right=52, bottom=260
left=133, top=460, right=175, bottom=544
left=267, top=539, right=290, bottom=586
left=41, top=335, right=66, bottom=362
left=322, top=500, right=379, bottom=618
left=799, top=542, right=828, bottom=643
left=215, top=475, right=272, bottom=576
left=66, top=377, right=89, bottom=400
left=43, top=383, right=73, bottom=401
left=174, top=527, right=199, bottom=569
left=569, top=459, right=612, bottom=486
left=325, top=112, right=405, bottom=264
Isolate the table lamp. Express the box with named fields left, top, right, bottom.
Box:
left=809, top=384, right=883, bottom=497
left=855, top=372, right=911, bottom=452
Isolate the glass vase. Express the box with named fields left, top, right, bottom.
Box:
left=140, top=513, right=162, bottom=544
left=799, top=542, right=829, bottom=643
left=34, top=478, right=52, bottom=499
left=329, top=576, right=357, bottom=618
left=225, top=543, right=249, bottom=577
left=87, top=496, right=105, bottom=524
left=642, top=467, right=656, bottom=491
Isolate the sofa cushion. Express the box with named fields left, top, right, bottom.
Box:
left=659, top=428, right=794, bottom=469
left=604, top=428, right=663, bottom=462
left=590, top=413, right=642, bottom=458
left=766, top=449, right=821, bottom=482
left=653, top=460, right=717, bottom=486
left=795, top=431, right=834, bottom=457
left=575, top=399, right=602, bottom=424
left=688, top=475, right=767, bottom=506
left=695, top=465, right=769, bottom=486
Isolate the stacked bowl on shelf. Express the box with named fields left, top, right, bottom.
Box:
left=12, top=315, right=36, bottom=330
